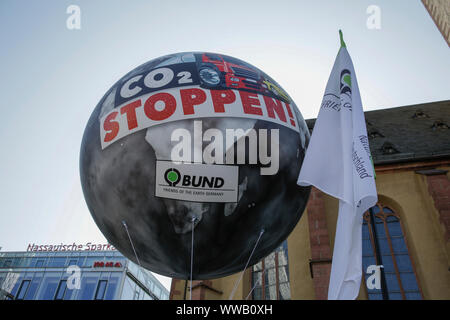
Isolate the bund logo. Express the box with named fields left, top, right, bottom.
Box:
left=164, top=168, right=181, bottom=186
left=340, top=69, right=352, bottom=97
left=163, top=166, right=225, bottom=189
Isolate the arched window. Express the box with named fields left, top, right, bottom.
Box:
left=250, top=241, right=290, bottom=300
left=362, top=203, right=422, bottom=300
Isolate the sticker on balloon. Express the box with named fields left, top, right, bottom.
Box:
left=155, top=161, right=239, bottom=202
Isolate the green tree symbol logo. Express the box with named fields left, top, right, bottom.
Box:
left=164, top=168, right=181, bottom=186
left=340, top=69, right=352, bottom=96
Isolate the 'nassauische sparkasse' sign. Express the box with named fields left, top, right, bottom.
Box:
left=26, top=242, right=116, bottom=252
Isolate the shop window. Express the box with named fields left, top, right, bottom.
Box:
left=15, top=280, right=30, bottom=300
left=362, top=203, right=422, bottom=300
left=84, top=257, right=99, bottom=268
left=48, top=257, right=67, bottom=268
left=104, top=275, right=119, bottom=300
left=38, top=275, right=60, bottom=300
left=54, top=280, right=67, bottom=300
left=35, top=259, right=45, bottom=268
left=24, top=277, right=42, bottom=300
left=76, top=257, right=85, bottom=267
left=94, top=280, right=108, bottom=300
left=251, top=241, right=290, bottom=300
left=79, top=275, right=99, bottom=300
left=12, top=257, right=23, bottom=267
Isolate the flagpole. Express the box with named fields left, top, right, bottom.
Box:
left=340, top=29, right=386, bottom=299
left=368, top=207, right=389, bottom=300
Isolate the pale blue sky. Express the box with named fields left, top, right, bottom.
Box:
left=0, top=0, right=449, bottom=289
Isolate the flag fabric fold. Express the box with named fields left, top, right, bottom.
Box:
left=297, top=36, right=377, bottom=300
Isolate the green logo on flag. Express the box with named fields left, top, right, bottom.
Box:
left=343, top=74, right=351, bottom=88
left=340, top=69, right=352, bottom=96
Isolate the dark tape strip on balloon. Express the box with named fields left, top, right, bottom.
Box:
left=100, top=86, right=299, bottom=150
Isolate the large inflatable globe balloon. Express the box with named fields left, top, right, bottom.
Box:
left=80, top=52, right=311, bottom=279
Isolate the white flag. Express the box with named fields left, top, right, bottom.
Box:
left=297, top=32, right=377, bottom=300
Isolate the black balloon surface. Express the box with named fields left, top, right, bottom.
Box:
left=80, top=52, right=311, bottom=279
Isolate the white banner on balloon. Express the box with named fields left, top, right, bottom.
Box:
left=99, top=86, right=299, bottom=149
left=155, top=160, right=239, bottom=203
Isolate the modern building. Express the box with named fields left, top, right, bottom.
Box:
left=0, top=249, right=169, bottom=300
left=422, top=0, right=450, bottom=46
left=170, top=100, right=450, bottom=300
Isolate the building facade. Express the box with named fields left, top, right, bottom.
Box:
left=0, top=249, right=169, bottom=300
left=422, top=0, right=450, bottom=46
left=170, top=100, right=450, bottom=300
